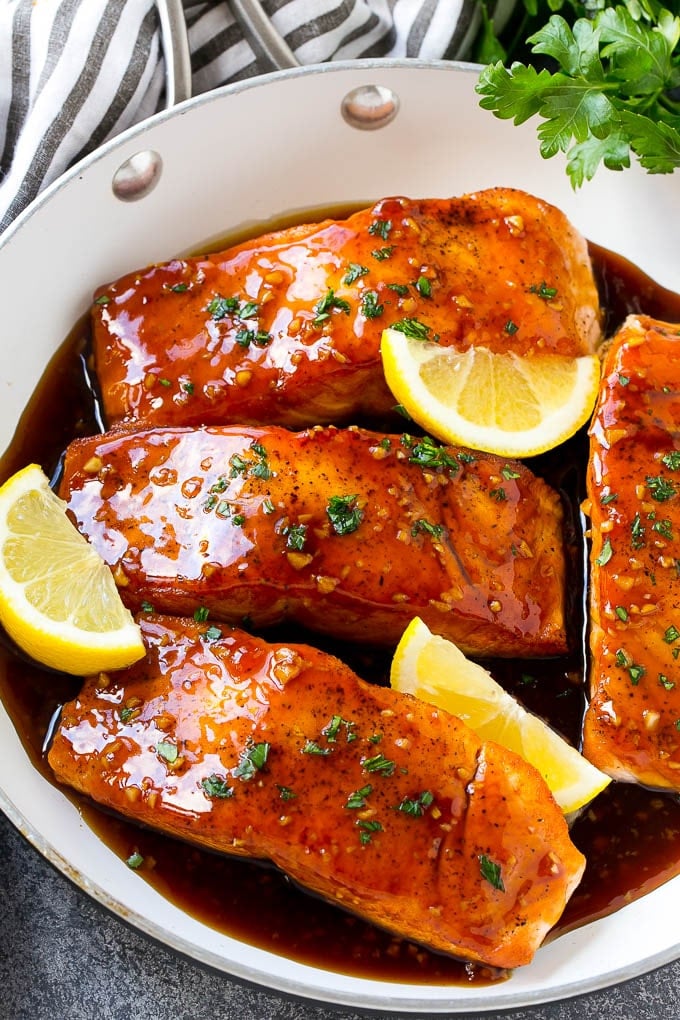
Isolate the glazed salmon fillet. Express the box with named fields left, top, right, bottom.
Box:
left=584, top=315, right=680, bottom=789
left=92, top=188, right=602, bottom=429
left=59, top=424, right=567, bottom=656
left=47, top=615, right=585, bottom=970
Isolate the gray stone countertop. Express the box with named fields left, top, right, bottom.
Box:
left=1, top=812, right=678, bottom=1020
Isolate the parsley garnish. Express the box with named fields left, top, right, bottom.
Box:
left=647, top=475, right=677, bottom=501
left=490, top=487, right=507, bottom=502
left=207, top=295, right=239, bottom=319
left=204, top=625, right=222, bottom=641
left=501, top=465, right=521, bottom=480
left=529, top=281, right=558, bottom=300
left=615, top=606, right=629, bottom=622
left=276, top=785, right=297, bottom=801
left=233, top=741, right=270, bottom=779
left=156, top=740, right=178, bottom=764
left=631, top=511, right=645, bottom=549
left=664, top=625, right=680, bottom=643
left=479, top=854, right=505, bottom=891
left=387, top=283, right=410, bottom=296
left=140, top=600, right=154, bottom=613
left=404, top=434, right=458, bottom=471
left=345, top=784, right=373, bottom=809
left=201, top=775, right=234, bottom=799
left=358, top=820, right=383, bottom=845
left=361, top=290, right=384, bottom=319
left=411, top=518, right=444, bottom=539
left=504, top=320, right=519, bottom=335
left=120, top=707, right=137, bottom=723
left=391, top=317, right=431, bottom=340
left=326, top=494, right=363, bottom=535
left=302, top=739, right=332, bottom=756
left=663, top=451, right=680, bottom=470
left=371, top=246, right=394, bottom=261
left=415, top=276, right=432, bottom=297
left=361, top=753, right=395, bottom=776
left=343, top=263, right=369, bottom=285
left=126, top=851, right=144, bottom=869
left=285, top=523, right=307, bottom=551
left=397, top=790, right=434, bottom=817
left=313, top=288, right=351, bottom=326
left=659, top=674, right=676, bottom=691
left=368, top=218, right=392, bottom=241
left=652, top=519, right=673, bottom=539
left=475, top=6, right=680, bottom=187
left=595, top=538, right=613, bottom=566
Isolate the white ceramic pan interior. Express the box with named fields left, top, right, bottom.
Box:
left=1, top=61, right=679, bottom=1013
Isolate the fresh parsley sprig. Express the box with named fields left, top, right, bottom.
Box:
left=475, top=1, right=680, bottom=186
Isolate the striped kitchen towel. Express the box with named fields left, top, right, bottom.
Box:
left=0, top=0, right=476, bottom=234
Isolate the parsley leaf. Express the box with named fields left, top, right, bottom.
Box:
left=475, top=7, right=680, bottom=187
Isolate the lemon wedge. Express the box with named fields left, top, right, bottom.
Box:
left=0, top=464, right=144, bottom=674
left=390, top=617, right=610, bottom=814
left=380, top=328, right=601, bottom=458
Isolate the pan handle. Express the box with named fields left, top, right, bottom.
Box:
left=156, top=0, right=193, bottom=107
left=229, top=0, right=300, bottom=71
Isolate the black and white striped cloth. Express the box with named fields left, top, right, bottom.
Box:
left=0, top=0, right=475, bottom=234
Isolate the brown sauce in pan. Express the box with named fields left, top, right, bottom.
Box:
left=2, top=231, right=680, bottom=986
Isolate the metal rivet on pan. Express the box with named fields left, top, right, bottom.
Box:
left=112, top=150, right=163, bottom=201
left=341, top=85, right=399, bottom=130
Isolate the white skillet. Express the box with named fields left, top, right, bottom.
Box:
left=0, top=59, right=679, bottom=1013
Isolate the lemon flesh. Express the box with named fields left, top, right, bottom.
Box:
left=0, top=464, right=144, bottom=674
left=380, top=328, right=601, bottom=458
left=391, top=617, right=610, bottom=815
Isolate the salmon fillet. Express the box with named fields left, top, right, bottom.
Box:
left=59, top=424, right=567, bottom=656
left=47, top=615, right=585, bottom=970
left=92, top=188, right=602, bottom=429
left=584, top=315, right=680, bottom=789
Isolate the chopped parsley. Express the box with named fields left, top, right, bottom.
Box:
left=601, top=492, right=618, bottom=505
left=201, top=775, right=234, bottom=799
left=361, top=752, right=396, bottom=777
left=326, top=494, right=363, bottom=535
left=233, top=741, right=270, bottom=780
left=156, top=740, right=179, bottom=764
left=207, top=295, right=239, bottom=319
left=659, top=674, right=676, bottom=691
left=415, top=276, right=432, bottom=297
left=345, top=784, right=373, bottom=810
left=403, top=434, right=458, bottom=471
left=391, top=317, right=431, bottom=340
left=595, top=538, right=613, bottom=566
left=504, top=319, right=519, bottom=335
left=501, top=465, right=521, bottom=480
left=652, top=519, right=673, bottom=539
left=662, top=451, right=680, bottom=470
left=322, top=714, right=356, bottom=743
left=276, top=785, right=297, bottom=801
left=302, top=739, right=332, bottom=756
left=664, top=625, right=680, bottom=643
left=126, top=851, right=144, bottom=869
left=529, top=281, right=558, bottom=300
left=285, top=523, right=308, bottom=551
left=397, top=790, right=434, bottom=817
left=371, top=246, right=394, bottom=261
left=204, top=625, right=223, bottom=641
left=387, top=283, right=409, bottom=296
left=368, top=218, right=392, bottom=241
left=615, top=606, right=629, bottom=622
left=140, top=600, right=154, bottom=613
left=119, top=707, right=137, bottom=723
left=411, top=518, right=444, bottom=539
left=479, top=854, right=505, bottom=891
left=313, top=288, right=351, bottom=326
left=361, top=290, right=384, bottom=319
left=631, top=512, right=646, bottom=549
left=490, top=487, right=507, bottom=502
left=343, top=263, right=368, bottom=285
left=357, top=819, right=383, bottom=845
left=646, top=475, right=677, bottom=502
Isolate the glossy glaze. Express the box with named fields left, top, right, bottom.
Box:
left=584, top=315, right=680, bottom=789
left=92, top=189, right=601, bottom=429
left=48, top=615, right=585, bottom=971
left=60, top=424, right=567, bottom=656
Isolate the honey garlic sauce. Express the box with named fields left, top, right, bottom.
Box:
left=1, top=238, right=680, bottom=985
